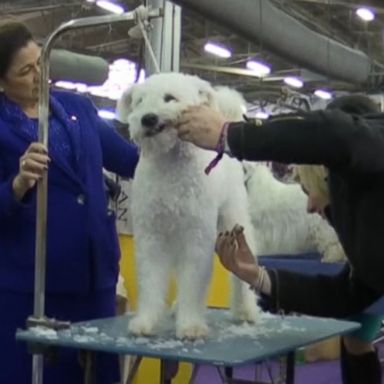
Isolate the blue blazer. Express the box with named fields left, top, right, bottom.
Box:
left=0, top=91, right=138, bottom=294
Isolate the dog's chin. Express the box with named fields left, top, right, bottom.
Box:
left=143, top=123, right=167, bottom=137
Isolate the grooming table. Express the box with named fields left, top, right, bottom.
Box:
left=16, top=308, right=359, bottom=384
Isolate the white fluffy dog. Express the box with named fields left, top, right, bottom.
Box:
left=216, top=86, right=345, bottom=262
left=117, top=73, right=261, bottom=339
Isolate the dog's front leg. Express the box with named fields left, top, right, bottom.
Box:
left=128, top=237, right=171, bottom=336
left=174, top=238, right=214, bottom=339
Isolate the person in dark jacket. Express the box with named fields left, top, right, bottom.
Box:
left=176, top=94, right=384, bottom=384
left=0, top=22, right=138, bottom=384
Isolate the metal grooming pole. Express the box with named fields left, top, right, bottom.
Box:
left=29, top=8, right=162, bottom=384
left=145, top=0, right=181, bottom=74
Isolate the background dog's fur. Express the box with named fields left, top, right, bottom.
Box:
left=117, top=73, right=261, bottom=339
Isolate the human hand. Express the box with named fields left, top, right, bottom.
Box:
left=215, top=224, right=260, bottom=285
left=12, top=142, right=50, bottom=200
left=176, top=105, right=227, bottom=150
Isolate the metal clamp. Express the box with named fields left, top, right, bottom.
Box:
left=27, top=316, right=71, bottom=331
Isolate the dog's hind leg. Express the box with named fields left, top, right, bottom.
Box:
left=128, top=236, right=172, bottom=336
left=218, top=197, right=262, bottom=323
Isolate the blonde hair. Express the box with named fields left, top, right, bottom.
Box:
left=294, top=165, right=329, bottom=202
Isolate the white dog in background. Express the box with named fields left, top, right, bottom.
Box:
left=117, top=72, right=261, bottom=339
left=217, top=86, right=345, bottom=263
left=244, top=163, right=345, bottom=262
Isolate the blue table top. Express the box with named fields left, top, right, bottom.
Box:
left=16, top=309, right=360, bottom=366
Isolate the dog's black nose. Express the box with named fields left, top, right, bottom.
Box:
left=141, top=113, right=159, bottom=127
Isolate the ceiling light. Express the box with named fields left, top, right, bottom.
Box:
left=96, top=0, right=124, bottom=14
left=75, top=84, right=88, bottom=93
left=98, top=110, right=116, bottom=120
left=55, top=81, right=77, bottom=90
left=204, top=42, right=231, bottom=58
left=284, top=76, right=304, bottom=88
left=314, top=89, right=333, bottom=100
left=111, top=58, right=134, bottom=69
left=356, top=7, right=375, bottom=22
left=246, top=60, right=271, bottom=77
left=255, top=111, right=269, bottom=119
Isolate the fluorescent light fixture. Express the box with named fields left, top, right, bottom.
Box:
left=246, top=60, right=271, bottom=77
left=111, top=58, right=132, bottom=69
left=80, top=58, right=145, bottom=100
left=55, top=81, right=89, bottom=93
left=86, top=0, right=96, bottom=3
left=314, top=89, right=333, bottom=100
left=98, top=110, right=116, bottom=120
left=255, top=111, right=269, bottom=119
left=55, top=81, right=77, bottom=90
left=284, top=76, right=304, bottom=88
left=356, top=7, right=375, bottom=21
left=88, top=86, right=110, bottom=98
left=75, top=84, right=88, bottom=93
left=204, top=42, right=231, bottom=58
left=96, top=0, right=124, bottom=14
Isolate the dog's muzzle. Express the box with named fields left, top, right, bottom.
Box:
left=141, top=113, right=166, bottom=137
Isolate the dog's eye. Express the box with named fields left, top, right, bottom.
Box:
left=164, top=94, right=177, bottom=103
left=134, top=97, right=143, bottom=106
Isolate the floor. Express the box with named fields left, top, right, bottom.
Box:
left=192, top=342, right=384, bottom=383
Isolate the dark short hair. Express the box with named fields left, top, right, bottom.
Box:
left=326, top=94, right=380, bottom=115
left=0, top=21, right=34, bottom=78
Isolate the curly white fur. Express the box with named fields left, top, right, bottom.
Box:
left=244, top=163, right=345, bottom=262
left=117, top=73, right=261, bottom=339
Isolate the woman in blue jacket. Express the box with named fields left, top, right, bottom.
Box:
left=0, top=22, right=138, bottom=383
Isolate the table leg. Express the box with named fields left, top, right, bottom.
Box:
left=83, top=351, right=95, bottom=384
left=124, top=356, right=143, bottom=384
left=160, top=359, right=179, bottom=384
left=188, top=364, right=201, bottom=384
left=286, top=351, right=295, bottom=384
left=225, top=366, right=233, bottom=378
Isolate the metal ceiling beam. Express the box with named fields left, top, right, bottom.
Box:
left=181, top=62, right=285, bottom=81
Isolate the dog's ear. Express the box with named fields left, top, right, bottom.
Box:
left=116, top=85, right=136, bottom=123
left=194, top=77, right=217, bottom=107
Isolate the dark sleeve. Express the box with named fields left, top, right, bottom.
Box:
left=227, top=111, right=384, bottom=173
left=0, top=156, right=34, bottom=219
left=261, top=266, right=381, bottom=318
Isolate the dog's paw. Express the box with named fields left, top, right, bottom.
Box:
left=231, top=304, right=262, bottom=323
left=128, top=315, right=157, bottom=336
left=321, top=243, right=346, bottom=263
left=176, top=320, right=209, bottom=340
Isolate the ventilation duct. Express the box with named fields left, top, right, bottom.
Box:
left=50, top=49, right=109, bottom=85
left=171, top=0, right=372, bottom=84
